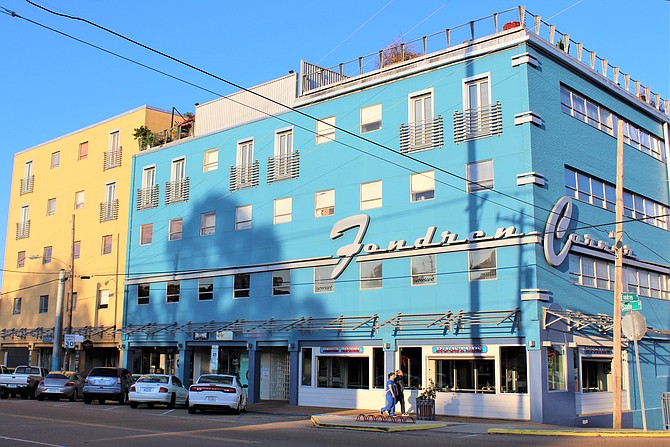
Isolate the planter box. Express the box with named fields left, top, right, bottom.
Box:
left=416, top=398, right=435, bottom=421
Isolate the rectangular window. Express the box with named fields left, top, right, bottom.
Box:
left=47, top=198, right=56, bottom=216
left=301, top=348, right=312, bottom=386
left=360, top=104, right=382, bottom=133
left=199, top=278, right=214, bottom=301
left=203, top=148, right=219, bottom=172
left=361, top=260, right=382, bottom=289
left=51, top=151, right=60, bottom=169
left=234, top=273, right=250, bottom=298
left=500, top=346, right=528, bottom=393
left=469, top=248, right=497, bottom=281
left=581, top=358, right=612, bottom=392
left=142, top=166, right=156, bottom=189
left=73, top=241, right=81, bottom=260
left=71, top=292, right=77, bottom=312
left=272, top=270, right=291, bottom=295
left=410, top=171, right=435, bottom=202
left=316, top=116, right=336, bottom=144
left=13, top=297, right=21, bottom=315
left=200, top=212, right=216, bottom=236
left=237, top=139, right=254, bottom=166
left=274, top=197, right=292, bottom=224
left=140, top=224, right=153, bottom=245
left=109, top=131, right=120, bottom=151
left=102, top=235, right=113, bottom=255
left=43, top=246, right=52, bottom=264
left=398, top=347, right=422, bottom=390
left=314, top=266, right=334, bottom=293
left=430, top=358, right=495, bottom=393
left=166, top=281, right=180, bottom=303
left=78, top=142, right=88, bottom=160
left=317, top=356, right=369, bottom=389
left=464, top=76, right=490, bottom=110
left=17, top=251, right=25, bottom=268
left=171, top=158, right=186, bottom=182
left=466, top=160, right=494, bottom=192
left=137, top=283, right=150, bottom=305
left=315, top=189, right=335, bottom=217
left=99, top=290, right=109, bottom=309
left=74, top=190, right=85, bottom=209
left=39, top=295, right=49, bottom=313
left=360, top=180, right=382, bottom=210
left=235, top=205, right=252, bottom=230
left=411, top=255, right=436, bottom=285
left=547, top=345, right=566, bottom=391
left=275, top=129, right=293, bottom=158
left=169, top=218, right=183, bottom=241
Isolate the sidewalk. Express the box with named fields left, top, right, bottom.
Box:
left=247, top=401, right=669, bottom=437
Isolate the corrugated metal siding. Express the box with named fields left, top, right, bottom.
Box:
left=195, top=74, right=297, bottom=136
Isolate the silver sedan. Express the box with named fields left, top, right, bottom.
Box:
left=36, top=371, right=85, bottom=402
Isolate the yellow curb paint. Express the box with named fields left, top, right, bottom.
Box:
left=489, top=428, right=670, bottom=438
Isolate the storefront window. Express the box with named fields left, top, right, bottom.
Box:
left=317, top=356, right=369, bottom=389
left=431, top=358, right=495, bottom=393
left=547, top=345, right=566, bottom=391
left=581, top=359, right=611, bottom=392
left=373, top=347, right=384, bottom=388
left=302, top=348, right=312, bottom=386
left=399, top=347, right=422, bottom=389
left=500, top=346, right=527, bottom=393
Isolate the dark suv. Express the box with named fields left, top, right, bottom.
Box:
left=83, top=367, right=133, bottom=405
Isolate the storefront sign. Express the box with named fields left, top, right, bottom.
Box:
left=432, top=345, right=488, bottom=354
left=330, top=214, right=522, bottom=279
left=194, top=331, right=209, bottom=340
left=319, top=346, right=364, bottom=354
left=82, top=339, right=93, bottom=350
left=544, top=196, right=634, bottom=267
left=582, top=347, right=613, bottom=356
left=216, top=330, right=234, bottom=341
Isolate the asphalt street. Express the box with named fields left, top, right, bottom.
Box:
left=0, top=398, right=667, bottom=447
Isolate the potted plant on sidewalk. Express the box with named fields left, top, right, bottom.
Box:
left=416, top=379, right=436, bottom=420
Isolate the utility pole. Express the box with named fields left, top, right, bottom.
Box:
left=612, top=119, right=624, bottom=429
left=63, top=214, right=76, bottom=370
left=51, top=269, right=66, bottom=372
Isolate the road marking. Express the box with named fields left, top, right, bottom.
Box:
left=0, top=436, right=67, bottom=447
left=160, top=409, right=175, bottom=416
left=460, top=434, right=481, bottom=438
left=103, top=405, right=123, bottom=411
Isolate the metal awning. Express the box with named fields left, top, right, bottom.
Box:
left=379, top=309, right=520, bottom=335
left=0, top=325, right=116, bottom=341
left=543, top=308, right=669, bottom=336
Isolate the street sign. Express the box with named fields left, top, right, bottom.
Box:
left=64, top=334, right=76, bottom=349
left=622, top=311, right=647, bottom=341
left=621, top=292, right=641, bottom=311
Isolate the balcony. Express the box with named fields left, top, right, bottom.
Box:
left=165, top=178, right=190, bottom=204
left=16, top=221, right=30, bottom=239
left=453, top=102, right=503, bottom=143
left=103, top=147, right=123, bottom=170
left=145, top=116, right=195, bottom=150
left=99, top=200, right=119, bottom=222
left=399, top=116, right=444, bottom=153
left=19, top=176, right=34, bottom=195
left=137, top=185, right=159, bottom=210
left=230, top=161, right=259, bottom=192
left=267, top=152, right=300, bottom=183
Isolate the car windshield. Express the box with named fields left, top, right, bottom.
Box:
left=46, top=373, right=70, bottom=379
left=198, top=375, right=233, bottom=385
left=137, top=376, right=169, bottom=384
left=88, top=368, right=118, bottom=377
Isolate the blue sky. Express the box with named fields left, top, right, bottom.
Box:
left=0, top=0, right=668, bottom=277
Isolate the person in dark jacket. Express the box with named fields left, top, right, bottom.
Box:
left=394, top=369, right=407, bottom=415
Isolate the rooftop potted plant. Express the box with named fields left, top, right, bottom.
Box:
left=133, top=125, right=155, bottom=151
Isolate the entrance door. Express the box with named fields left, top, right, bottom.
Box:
left=261, top=347, right=289, bottom=401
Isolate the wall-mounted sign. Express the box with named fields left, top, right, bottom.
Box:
left=432, top=345, right=488, bottom=354
left=82, top=339, right=94, bottom=350
left=320, top=346, right=364, bottom=354
left=216, top=330, right=233, bottom=341
left=194, top=331, right=209, bottom=340
left=582, top=347, right=613, bottom=356
left=210, top=345, right=219, bottom=372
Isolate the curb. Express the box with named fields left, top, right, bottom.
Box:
left=311, top=415, right=447, bottom=432
left=489, top=428, right=670, bottom=438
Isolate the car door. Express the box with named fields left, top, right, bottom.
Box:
left=172, top=376, right=188, bottom=403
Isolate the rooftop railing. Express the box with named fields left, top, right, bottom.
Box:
left=300, top=6, right=667, bottom=116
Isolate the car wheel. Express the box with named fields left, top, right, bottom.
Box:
left=167, top=393, right=176, bottom=409
left=118, top=391, right=127, bottom=405
left=242, top=397, right=247, bottom=413
left=98, top=398, right=106, bottom=405
left=0, top=389, right=8, bottom=399
left=37, top=394, right=45, bottom=401
left=182, top=398, right=189, bottom=409
left=188, top=406, right=196, bottom=414
left=129, top=402, right=138, bottom=409
left=20, top=391, right=29, bottom=400
left=83, top=396, right=92, bottom=404
left=233, top=399, right=241, bottom=415
left=69, top=389, right=78, bottom=402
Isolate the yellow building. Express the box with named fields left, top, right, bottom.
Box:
left=1, top=106, right=173, bottom=372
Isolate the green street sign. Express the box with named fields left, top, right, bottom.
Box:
left=622, top=300, right=642, bottom=312
left=622, top=292, right=639, bottom=302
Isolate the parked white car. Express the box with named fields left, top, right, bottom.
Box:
left=129, top=374, right=188, bottom=409
left=188, top=374, right=247, bottom=414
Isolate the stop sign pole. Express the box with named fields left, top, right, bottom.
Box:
left=622, top=311, right=648, bottom=431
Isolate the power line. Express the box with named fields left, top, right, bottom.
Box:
left=0, top=278, right=59, bottom=296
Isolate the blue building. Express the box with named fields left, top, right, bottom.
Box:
left=122, top=7, right=669, bottom=428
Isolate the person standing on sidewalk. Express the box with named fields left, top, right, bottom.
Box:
left=394, top=369, right=407, bottom=415
left=380, top=372, right=396, bottom=416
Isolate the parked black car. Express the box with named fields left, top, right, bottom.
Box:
left=82, top=367, right=134, bottom=405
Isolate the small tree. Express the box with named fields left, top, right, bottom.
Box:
left=378, top=38, right=421, bottom=68
left=133, top=126, right=155, bottom=150
left=418, top=379, right=437, bottom=400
